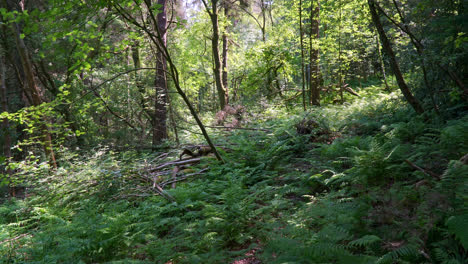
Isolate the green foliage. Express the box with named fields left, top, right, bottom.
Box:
left=1, top=0, right=467, bottom=260
left=1, top=84, right=467, bottom=262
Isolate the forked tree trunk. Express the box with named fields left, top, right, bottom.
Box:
left=368, top=0, right=424, bottom=114
left=202, top=0, right=228, bottom=110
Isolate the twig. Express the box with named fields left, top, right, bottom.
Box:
left=75, top=67, right=157, bottom=102
left=205, top=126, right=271, bottom=132
left=150, top=152, right=170, bottom=163
left=150, top=158, right=201, bottom=172
left=152, top=182, right=176, bottom=202
left=405, top=159, right=441, bottom=180
left=0, top=234, right=30, bottom=245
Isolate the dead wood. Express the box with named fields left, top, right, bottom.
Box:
left=206, top=125, right=271, bottom=132
left=152, top=182, right=176, bottom=202
left=150, top=157, right=201, bottom=172
left=405, top=159, right=441, bottom=180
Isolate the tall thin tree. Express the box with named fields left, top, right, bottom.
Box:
left=368, top=0, right=424, bottom=114
left=309, top=0, right=320, bottom=106
left=151, top=0, right=169, bottom=148
left=299, top=0, right=306, bottom=110
left=201, top=0, right=228, bottom=110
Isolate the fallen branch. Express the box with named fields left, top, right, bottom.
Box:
left=206, top=126, right=271, bottom=132
left=405, top=159, right=441, bottom=180
left=152, top=182, right=176, bottom=202
left=150, top=152, right=170, bottom=163
left=0, top=233, right=30, bottom=245
left=343, top=84, right=359, bottom=97
left=150, top=157, right=201, bottom=172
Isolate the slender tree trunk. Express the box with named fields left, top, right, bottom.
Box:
left=116, top=1, right=224, bottom=162
left=11, top=21, right=57, bottom=168
left=378, top=1, right=436, bottom=109
left=260, top=0, right=266, bottom=42
left=375, top=34, right=390, bottom=91
left=299, top=0, right=306, bottom=111
left=221, top=7, right=229, bottom=101
left=368, top=0, right=424, bottom=114
left=167, top=90, right=180, bottom=146
left=152, top=0, right=169, bottom=148
left=309, top=0, right=320, bottom=106
left=0, top=55, right=11, bottom=160
left=338, top=0, right=343, bottom=103
left=131, top=43, right=151, bottom=143
left=203, top=0, right=227, bottom=110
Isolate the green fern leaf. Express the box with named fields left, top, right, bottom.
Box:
left=446, top=214, right=468, bottom=249
left=349, top=235, right=381, bottom=247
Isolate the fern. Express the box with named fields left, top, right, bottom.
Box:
left=446, top=215, right=468, bottom=249
left=349, top=235, right=382, bottom=248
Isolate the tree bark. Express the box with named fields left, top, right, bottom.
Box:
left=375, top=34, right=390, bottom=91
left=309, top=0, right=320, bottom=106
left=368, top=0, right=424, bottom=114
left=11, top=21, right=57, bottom=168
left=0, top=55, right=11, bottom=160
left=221, top=7, right=229, bottom=99
left=202, top=0, right=228, bottom=110
left=152, top=0, right=169, bottom=148
left=299, top=0, right=306, bottom=110
left=338, top=0, right=343, bottom=103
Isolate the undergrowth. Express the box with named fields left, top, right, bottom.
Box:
left=1, top=88, right=467, bottom=263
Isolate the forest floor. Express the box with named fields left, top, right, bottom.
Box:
left=1, top=85, right=467, bottom=263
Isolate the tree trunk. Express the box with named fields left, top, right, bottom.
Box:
left=221, top=7, right=229, bottom=101
left=11, top=21, right=57, bottom=168
left=309, top=0, right=320, bottom=106
left=375, top=34, right=390, bottom=91
left=260, top=0, right=266, bottom=42
left=203, top=0, right=227, bottom=110
left=152, top=0, right=169, bottom=148
left=299, top=0, right=306, bottom=111
left=114, top=1, right=224, bottom=162
left=338, top=0, right=343, bottom=103
left=368, top=0, right=424, bottom=114
left=0, top=55, right=11, bottom=160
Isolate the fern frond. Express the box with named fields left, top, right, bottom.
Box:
left=446, top=214, right=468, bottom=249
left=349, top=235, right=381, bottom=247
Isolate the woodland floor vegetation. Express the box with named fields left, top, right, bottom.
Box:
left=1, top=85, right=467, bottom=263
left=0, top=0, right=467, bottom=263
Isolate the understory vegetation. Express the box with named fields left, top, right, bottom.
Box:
left=1, top=86, right=467, bottom=263
left=1, top=0, right=467, bottom=262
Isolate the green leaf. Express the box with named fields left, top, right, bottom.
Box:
left=446, top=215, right=468, bottom=249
